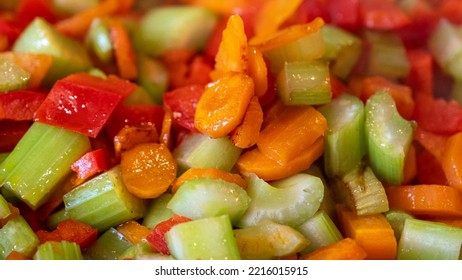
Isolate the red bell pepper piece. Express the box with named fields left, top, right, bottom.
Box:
left=0, top=19, right=22, bottom=46
left=71, top=148, right=112, bottom=185
left=204, top=16, right=229, bottom=63
left=359, top=0, right=411, bottom=30
left=438, top=0, right=462, bottom=24
left=14, top=0, right=59, bottom=28
left=35, top=219, right=98, bottom=250
left=405, top=49, right=433, bottom=97
left=290, top=0, right=330, bottom=25
left=105, top=104, right=164, bottom=140
left=413, top=94, right=462, bottom=136
left=416, top=149, right=448, bottom=185
left=146, top=215, right=191, bottom=255
left=328, top=0, right=360, bottom=31
left=34, top=73, right=137, bottom=138
left=163, top=84, right=204, bottom=132
left=0, top=91, right=46, bottom=121
left=0, top=120, right=31, bottom=152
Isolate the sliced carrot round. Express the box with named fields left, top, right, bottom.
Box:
left=120, top=143, right=177, bottom=199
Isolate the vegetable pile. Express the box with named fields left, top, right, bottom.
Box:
left=1, top=0, right=462, bottom=260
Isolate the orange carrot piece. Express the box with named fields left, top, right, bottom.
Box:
left=247, top=46, right=268, bottom=97
left=114, top=125, right=159, bottom=158
left=6, top=251, right=32, bottom=260
left=385, top=184, right=462, bottom=218
left=194, top=73, right=255, bottom=138
left=414, top=126, right=448, bottom=163
left=236, top=136, right=324, bottom=181
left=160, top=107, right=173, bottom=149
left=55, top=0, right=133, bottom=38
left=120, top=143, right=177, bottom=199
left=230, top=95, right=263, bottom=149
left=109, top=20, right=138, bottom=80
left=212, top=14, right=248, bottom=80
left=402, top=143, right=417, bottom=185
left=0, top=34, right=8, bottom=52
left=441, top=132, right=462, bottom=193
left=253, top=0, right=303, bottom=38
left=257, top=105, right=327, bottom=163
left=360, top=76, right=415, bottom=120
left=336, top=204, right=397, bottom=260
left=171, top=167, right=247, bottom=194
left=261, top=99, right=286, bottom=129
left=299, top=238, right=368, bottom=260
left=182, top=0, right=247, bottom=15
left=117, top=220, right=151, bottom=244
left=0, top=52, right=52, bottom=90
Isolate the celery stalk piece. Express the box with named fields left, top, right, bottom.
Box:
left=12, top=17, right=92, bottom=86
left=334, top=163, right=389, bottom=215
left=428, top=19, right=462, bottom=80
left=365, top=91, right=414, bottom=185
left=173, top=133, right=242, bottom=172
left=0, top=194, right=10, bottom=219
left=0, top=57, right=30, bottom=92
left=0, top=152, right=9, bottom=164
left=234, top=220, right=309, bottom=260
left=277, top=60, right=332, bottom=106
left=142, top=193, right=174, bottom=229
left=0, top=122, right=91, bottom=210
left=364, top=30, right=410, bottom=79
left=263, top=28, right=325, bottom=73
left=45, top=208, right=69, bottom=230
left=85, top=18, right=113, bottom=64
left=137, top=54, right=168, bottom=104
left=384, top=210, right=414, bottom=242
left=397, top=218, right=462, bottom=260
left=297, top=210, right=343, bottom=255
left=84, top=228, right=133, bottom=260
left=0, top=216, right=39, bottom=259
left=166, top=215, right=241, bottom=260
left=237, top=173, right=324, bottom=228
left=119, top=242, right=154, bottom=260
left=167, top=177, right=250, bottom=225
left=135, top=6, right=219, bottom=57
left=33, top=241, right=83, bottom=260
left=322, top=25, right=362, bottom=80
left=318, top=94, right=366, bottom=178
left=63, top=166, right=147, bottom=232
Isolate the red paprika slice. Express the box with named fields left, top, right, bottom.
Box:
left=146, top=215, right=191, bottom=255
left=359, top=0, right=411, bottom=30
left=0, top=91, right=46, bottom=121
left=71, top=148, right=112, bottom=185
left=36, top=219, right=98, bottom=250
left=0, top=120, right=31, bottom=152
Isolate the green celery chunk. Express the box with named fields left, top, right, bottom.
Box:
left=85, top=18, right=113, bottom=64
left=173, top=133, right=242, bottom=172
left=365, top=91, right=414, bottom=185
left=142, top=193, right=174, bottom=229
left=84, top=227, right=133, bottom=260
left=0, top=194, right=10, bottom=219
left=397, top=218, right=462, bottom=260
left=33, top=241, right=83, bottom=260
left=318, top=94, right=366, bottom=177
left=263, top=27, right=325, bottom=73
left=277, top=60, right=331, bottom=106
left=167, top=177, right=250, bottom=225
left=0, top=216, right=39, bottom=259
left=333, top=162, right=389, bottom=215
left=137, top=54, right=168, bottom=104
left=119, top=242, right=155, bottom=260
left=384, top=210, right=414, bottom=242
left=12, top=17, right=92, bottom=86
left=297, top=210, right=343, bottom=255
left=322, top=24, right=362, bottom=80
left=135, top=6, right=218, bottom=57
left=166, top=215, right=241, bottom=260
left=63, top=166, right=147, bottom=232
left=0, top=152, right=9, bottom=164
left=364, top=30, right=410, bottom=79
left=237, top=173, right=324, bottom=228
left=0, top=122, right=91, bottom=210
left=0, top=57, right=30, bottom=92
left=234, top=220, right=308, bottom=260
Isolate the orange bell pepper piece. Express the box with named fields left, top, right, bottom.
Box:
left=441, top=132, right=462, bottom=193
left=117, top=220, right=152, bottom=244
left=109, top=20, right=138, bottom=80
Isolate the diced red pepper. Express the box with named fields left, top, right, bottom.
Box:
left=438, top=0, right=462, bottom=24
left=17, top=201, right=44, bottom=232
left=405, top=49, right=433, bottom=97
left=328, top=0, right=360, bottom=31
left=0, top=91, right=46, bottom=121
left=163, top=84, right=204, bottom=132
left=416, top=149, right=448, bottom=185
left=146, top=215, right=191, bottom=255
left=0, top=120, right=31, bottom=152
left=34, top=73, right=137, bottom=138
left=105, top=105, right=164, bottom=140
left=14, top=0, right=59, bottom=28
left=35, top=219, right=98, bottom=250
left=289, top=0, right=330, bottom=25
left=71, top=148, right=112, bottom=185
left=413, top=94, right=462, bottom=136
left=330, top=75, right=351, bottom=99
left=359, top=0, right=411, bottom=30
left=204, top=16, right=229, bottom=63
left=0, top=19, right=22, bottom=46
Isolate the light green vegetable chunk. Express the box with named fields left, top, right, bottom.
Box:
left=0, top=57, right=30, bottom=92
left=34, top=241, right=83, bottom=260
